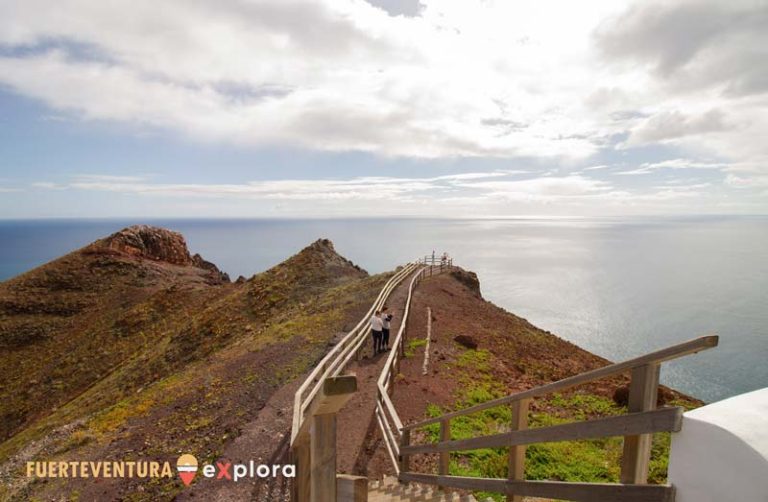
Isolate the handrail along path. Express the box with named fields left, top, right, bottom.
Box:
left=373, top=262, right=718, bottom=502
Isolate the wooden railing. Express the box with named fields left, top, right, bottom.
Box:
left=290, top=260, right=429, bottom=501
left=291, top=261, right=419, bottom=445
left=374, top=260, right=455, bottom=476
left=421, top=255, right=453, bottom=272
left=395, top=335, right=718, bottom=502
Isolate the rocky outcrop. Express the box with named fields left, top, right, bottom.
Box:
left=192, top=253, right=230, bottom=284
left=450, top=269, right=481, bottom=297
left=85, top=225, right=229, bottom=282
left=453, top=334, right=479, bottom=349
left=303, top=239, right=366, bottom=275
left=273, top=238, right=367, bottom=284
left=87, top=225, right=194, bottom=265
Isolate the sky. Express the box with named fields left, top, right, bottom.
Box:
left=0, top=0, right=766, bottom=218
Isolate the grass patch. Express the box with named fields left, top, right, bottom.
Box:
left=405, top=338, right=427, bottom=357
left=417, top=347, right=676, bottom=500
left=546, top=392, right=625, bottom=419
left=454, top=348, right=491, bottom=373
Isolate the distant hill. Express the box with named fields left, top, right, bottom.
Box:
left=0, top=226, right=379, bottom=501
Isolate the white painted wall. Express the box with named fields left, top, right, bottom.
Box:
left=668, top=387, right=768, bottom=502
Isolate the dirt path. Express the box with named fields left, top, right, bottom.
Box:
left=334, top=269, right=414, bottom=476
left=175, top=268, right=416, bottom=501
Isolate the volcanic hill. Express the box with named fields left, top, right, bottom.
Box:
left=0, top=226, right=700, bottom=501
left=0, top=226, right=379, bottom=500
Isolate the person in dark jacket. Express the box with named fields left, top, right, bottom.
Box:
left=381, top=306, right=393, bottom=351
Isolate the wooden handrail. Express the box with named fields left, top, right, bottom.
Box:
left=370, top=262, right=717, bottom=502
left=377, top=268, right=424, bottom=387
left=328, top=263, right=418, bottom=378
left=401, top=335, right=718, bottom=431
left=375, top=407, right=401, bottom=474
left=379, top=390, right=404, bottom=433
left=373, top=265, right=426, bottom=471
left=373, top=261, right=455, bottom=474
left=400, top=407, right=683, bottom=455
left=292, top=262, right=418, bottom=444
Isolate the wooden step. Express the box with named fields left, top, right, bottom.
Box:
left=368, top=479, right=477, bottom=502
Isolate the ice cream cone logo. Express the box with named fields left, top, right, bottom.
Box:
left=176, top=454, right=198, bottom=486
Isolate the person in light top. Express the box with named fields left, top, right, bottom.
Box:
left=370, top=310, right=383, bottom=355
left=381, top=306, right=393, bottom=352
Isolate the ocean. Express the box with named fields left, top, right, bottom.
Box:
left=1, top=216, right=766, bottom=403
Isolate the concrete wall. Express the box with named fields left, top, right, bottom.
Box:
left=668, top=387, right=768, bottom=502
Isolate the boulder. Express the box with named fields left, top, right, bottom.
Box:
left=454, top=334, right=478, bottom=350
left=612, top=384, right=674, bottom=407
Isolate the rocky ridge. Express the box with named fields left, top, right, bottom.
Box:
left=85, top=224, right=230, bottom=283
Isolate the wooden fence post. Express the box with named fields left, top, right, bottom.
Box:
left=337, top=474, right=368, bottom=502
left=507, top=398, right=530, bottom=502
left=293, top=376, right=356, bottom=502
left=620, top=363, right=660, bottom=484
left=422, top=307, right=432, bottom=376
left=292, top=438, right=311, bottom=502
left=400, top=428, right=411, bottom=473
left=438, top=418, right=451, bottom=490
left=310, top=413, right=336, bottom=502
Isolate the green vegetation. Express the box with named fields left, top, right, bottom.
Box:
left=419, top=348, right=675, bottom=501
left=405, top=338, right=427, bottom=357
left=0, top=235, right=391, bottom=501
left=455, top=347, right=492, bottom=373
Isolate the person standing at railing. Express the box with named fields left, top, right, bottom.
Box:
left=370, top=310, right=384, bottom=355
left=381, top=306, right=393, bottom=352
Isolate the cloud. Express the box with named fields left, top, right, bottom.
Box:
left=34, top=171, right=523, bottom=201
left=592, top=0, right=768, bottom=191
left=725, top=173, right=768, bottom=189
left=34, top=170, right=659, bottom=208
left=0, top=0, right=766, bottom=217
left=0, top=0, right=629, bottom=159
left=627, top=109, right=730, bottom=145
left=0, top=0, right=763, bottom=168
left=28, top=167, right=766, bottom=215
left=595, top=0, right=768, bottom=93
left=452, top=174, right=614, bottom=201
left=614, top=158, right=726, bottom=175
left=66, top=178, right=432, bottom=201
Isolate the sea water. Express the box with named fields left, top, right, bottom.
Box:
left=1, top=216, right=765, bottom=403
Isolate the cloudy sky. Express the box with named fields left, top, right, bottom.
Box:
left=0, top=0, right=766, bottom=218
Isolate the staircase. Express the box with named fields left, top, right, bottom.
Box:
left=368, top=477, right=485, bottom=502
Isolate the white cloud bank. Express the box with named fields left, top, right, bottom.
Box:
left=0, top=0, right=766, bottom=215
left=30, top=170, right=748, bottom=217
left=0, top=1, right=759, bottom=160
